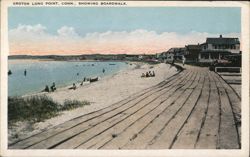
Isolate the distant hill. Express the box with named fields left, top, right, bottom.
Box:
left=8, top=54, right=157, bottom=61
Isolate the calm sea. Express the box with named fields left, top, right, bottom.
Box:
left=8, top=60, right=129, bottom=97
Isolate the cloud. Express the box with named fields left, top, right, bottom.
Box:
left=12, top=24, right=47, bottom=34
left=9, top=24, right=241, bottom=55
left=57, top=26, right=79, bottom=38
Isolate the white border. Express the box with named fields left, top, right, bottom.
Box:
left=1, top=1, right=249, bottom=157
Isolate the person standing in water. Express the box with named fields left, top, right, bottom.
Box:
left=24, top=69, right=27, bottom=76
left=102, top=68, right=105, bottom=73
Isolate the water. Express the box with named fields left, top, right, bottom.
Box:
left=8, top=60, right=128, bottom=97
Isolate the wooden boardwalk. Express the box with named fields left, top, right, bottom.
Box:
left=9, top=65, right=241, bottom=149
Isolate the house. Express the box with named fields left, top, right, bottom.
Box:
left=160, top=47, right=186, bottom=63
left=185, top=44, right=202, bottom=63
left=170, top=47, right=186, bottom=59
left=199, top=35, right=240, bottom=63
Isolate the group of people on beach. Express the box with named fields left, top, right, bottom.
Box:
left=80, top=77, right=94, bottom=85
left=42, top=82, right=56, bottom=93
left=141, top=71, right=155, bottom=78
left=42, top=75, right=100, bottom=93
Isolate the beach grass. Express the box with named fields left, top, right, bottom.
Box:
left=8, top=96, right=90, bottom=123
left=62, top=99, right=90, bottom=110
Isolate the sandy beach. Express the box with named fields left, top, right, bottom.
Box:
left=8, top=62, right=178, bottom=144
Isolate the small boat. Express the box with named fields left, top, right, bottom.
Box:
left=90, top=77, right=98, bottom=83
left=109, top=63, right=116, bottom=65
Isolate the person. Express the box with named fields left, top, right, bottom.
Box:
left=182, top=55, right=186, bottom=66
left=102, top=68, right=105, bottom=73
left=146, top=72, right=149, bottom=77
left=24, top=69, right=27, bottom=76
left=170, top=57, right=175, bottom=68
left=50, top=82, right=56, bottom=92
left=42, top=85, right=50, bottom=92
left=8, top=70, right=12, bottom=75
left=152, top=71, right=155, bottom=77
left=72, top=83, right=76, bottom=90
left=172, top=57, right=175, bottom=65
left=148, top=71, right=152, bottom=76
left=69, top=83, right=76, bottom=90
left=141, top=73, right=145, bottom=77
left=80, top=77, right=86, bottom=86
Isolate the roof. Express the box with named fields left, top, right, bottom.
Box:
left=206, top=37, right=240, bottom=45
left=167, top=47, right=185, bottom=53
left=201, top=50, right=231, bottom=54
left=185, top=44, right=202, bottom=50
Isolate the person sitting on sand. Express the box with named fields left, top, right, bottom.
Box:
left=141, top=73, right=145, bottom=77
left=151, top=71, right=155, bottom=77
left=69, top=83, right=76, bottom=90
left=148, top=71, right=151, bottom=76
left=80, top=78, right=86, bottom=86
left=146, top=72, right=149, bottom=77
left=50, top=82, right=56, bottom=92
left=42, top=85, right=50, bottom=92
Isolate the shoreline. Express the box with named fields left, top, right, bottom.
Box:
left=19, top=61, right=137, bottom=98
left=8, top=60, right=131, bottom=97
left=8, top=62, right=178, bottom=144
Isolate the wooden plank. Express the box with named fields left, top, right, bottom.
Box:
left=213, top=73, right=240, bottom=149
left=213, top=73, right=241, bottom=143
left=98, top=71, right=198, bottom=149
left=195, top=71, right=220, bottom=149
left=10, top=71, right=190, bottom=149
left=146, top=71, right=204, bottom=149
left=171, top=71, right=210, bottom=149
left=45, top=72, right=192, bottom=149
left=122, top=72, right=200, bottom=149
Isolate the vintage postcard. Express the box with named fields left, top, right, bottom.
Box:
left=0, top=1, right=249, bottom=157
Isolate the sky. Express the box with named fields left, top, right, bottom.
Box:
left=8, top=7, right=241, bottom=55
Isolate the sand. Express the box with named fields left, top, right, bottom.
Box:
left=8, top=62, right=178, bottom=144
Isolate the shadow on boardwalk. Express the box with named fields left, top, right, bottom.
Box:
left=9, top=64, right=241, bottom=149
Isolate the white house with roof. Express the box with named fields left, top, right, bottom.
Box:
left=199, top=35, right=240, bottom=63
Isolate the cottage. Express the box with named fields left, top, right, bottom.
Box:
left=185, top=44, right=202, bottom=63
left=199, top=35, right=240, bottom=63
